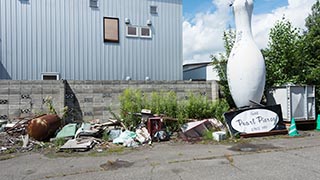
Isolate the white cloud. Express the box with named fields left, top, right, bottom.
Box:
left=253, top=0, right=316, bottom=48
left=183, top=0, right=231, bottom=63
left=183, top=0, right=317, bottom=64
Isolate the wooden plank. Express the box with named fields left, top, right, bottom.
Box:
left=240, top=130, right=288, bottom=138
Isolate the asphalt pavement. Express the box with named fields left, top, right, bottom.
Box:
left=1, top=131, right=320, bottom=180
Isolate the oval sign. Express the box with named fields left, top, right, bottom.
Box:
left=231, top=109, right=279, bottom=134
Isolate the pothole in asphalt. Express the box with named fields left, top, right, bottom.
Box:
left=229, top=143, right=279, bottom=152
left=100, top=159, right=134, bottom=171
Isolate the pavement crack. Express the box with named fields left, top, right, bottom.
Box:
left=149, top=162, right=160, bottom=180
left=224, top=153, right=243, bottom=172
left=168, top=144, right=320, bottom=165
left=171, top=168, right=184, bottom=180
left=39, top=168, right=103, bottom=179
left=150, top=166, right=155, bottom=180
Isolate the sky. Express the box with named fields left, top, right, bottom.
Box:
left=182, top=0, right=318, bottom=64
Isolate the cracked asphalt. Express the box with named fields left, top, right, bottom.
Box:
left=1, top=131, right=320, bottom=180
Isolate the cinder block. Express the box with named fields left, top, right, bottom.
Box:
left=93, top=106, right=106, bottom=112
left=9, top=88, right=20, bottom=94
left=42, top=88, right=53, bottom=94
left=8, top=109, right=20, bottom=117
left=93, top=87, right=108, bottom=94
left=0, top=88, right=9, bottom=94
left=31, top=86, right=42, bottom=94
left=9, top=94, right=21, bottom=104
left=93, top=111, right=103, bottom=116
left=0, top=80, right=10, bottom=86
left=0, top=109, right=8, bottom=114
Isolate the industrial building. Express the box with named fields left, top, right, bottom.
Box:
left=0, top=0, right=182, bottom=80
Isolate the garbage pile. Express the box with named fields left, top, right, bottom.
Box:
left=0, top=115, right=49, bottom=153
left=0, top=109, right=228, bottom=154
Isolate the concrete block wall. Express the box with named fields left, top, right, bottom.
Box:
left=0, top=81, right=65, bottom=120
left=66, top=80, right=219, bottom=122
left=0, top=80, right=219, bottom=122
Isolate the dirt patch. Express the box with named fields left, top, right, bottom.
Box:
left=229, top=143, right=279, bottom=152
left=100, top=159, right=134, bottom=171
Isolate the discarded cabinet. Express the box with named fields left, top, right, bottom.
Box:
left=267, top=85, right=316, bottom=122
left=147, top=117, right=163, bottom=137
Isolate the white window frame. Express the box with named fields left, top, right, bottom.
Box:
left=126, top=25, right=139, bottom=37
left=41, top=72, right=60, bottom=80
left=140, top=26, right=152, bottom=38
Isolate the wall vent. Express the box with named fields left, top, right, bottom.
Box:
left=41, top=72, right=60, bottom=80
left=150, top=6, right=157, bottom=14
left=90, top=0, right=98, bottom=8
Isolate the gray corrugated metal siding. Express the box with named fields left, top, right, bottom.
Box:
left=0, top=0, right=182, bottom=80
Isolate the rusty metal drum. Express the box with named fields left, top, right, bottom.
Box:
left=28, top=114, right=61, bottom=141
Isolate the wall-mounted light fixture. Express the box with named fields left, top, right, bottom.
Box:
left=125, top=76, right=131, bottom=81
left=125, top=18, right=130, bottom=24
left=146, top=20, right=152, bottom=26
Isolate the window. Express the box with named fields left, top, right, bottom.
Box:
left=150, top=6, right=157, bottom=14
left=140, top=27, right=152, bottom=38
left=41, top=73, right=60, bottom=80
left=126, top=25, right=139, bottom=37
left=103, top=17, right=119, bottom=42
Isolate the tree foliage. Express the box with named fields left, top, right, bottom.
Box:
left=263, top=0, right=320, bottom=114
left=262, top=17, right=302, bottom=89
left=302, top=0, right=320, bottom=113
left=211, top=29, right=236, bottom=108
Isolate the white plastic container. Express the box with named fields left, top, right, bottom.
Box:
left=212, top=131, right=226, bottom=142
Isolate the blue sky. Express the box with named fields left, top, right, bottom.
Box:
left=183, top=0, right=316, bottom=63
left=183, top=0, right=289, bottom=18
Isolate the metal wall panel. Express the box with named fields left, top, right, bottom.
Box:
left=0, top=0, right=182, bottom=80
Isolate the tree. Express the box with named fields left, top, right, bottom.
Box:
left=263, top=0, right=320, bottom=114
left=262, top=17, right=302, bottom=89
left=211, top=29, right=236, bottom=108
left=302, top=0, right=320, bottom=113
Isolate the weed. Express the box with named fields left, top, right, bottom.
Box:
left=119, top=88, right=230, bottom=132
left=0, top=154, right=15, bottom=161
left=203, top=130, right=214, bottom=141
left=102, top=131, right=110, bottom=141
left=53, top=138, right=67, bottom=147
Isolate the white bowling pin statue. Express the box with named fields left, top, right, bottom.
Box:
left=227, top=0, right=266, bottom=108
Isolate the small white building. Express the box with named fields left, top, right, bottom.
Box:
left=183, top=61, right=219, bottom=81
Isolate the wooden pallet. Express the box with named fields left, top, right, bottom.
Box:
left=284, top=120, right=316, bottom=130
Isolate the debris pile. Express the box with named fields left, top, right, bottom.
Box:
left=0, top=109, right=228, bottom=155
left=0, top=115, right=47, bottom=153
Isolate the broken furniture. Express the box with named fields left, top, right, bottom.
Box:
left=181, top=119, right=213, bottom=138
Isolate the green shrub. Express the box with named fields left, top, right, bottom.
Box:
left=119, top=88, right=144, bottom=129
left=147, top=91, right=178, bottom=117
left=118, top=89, right=230, bottom=130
